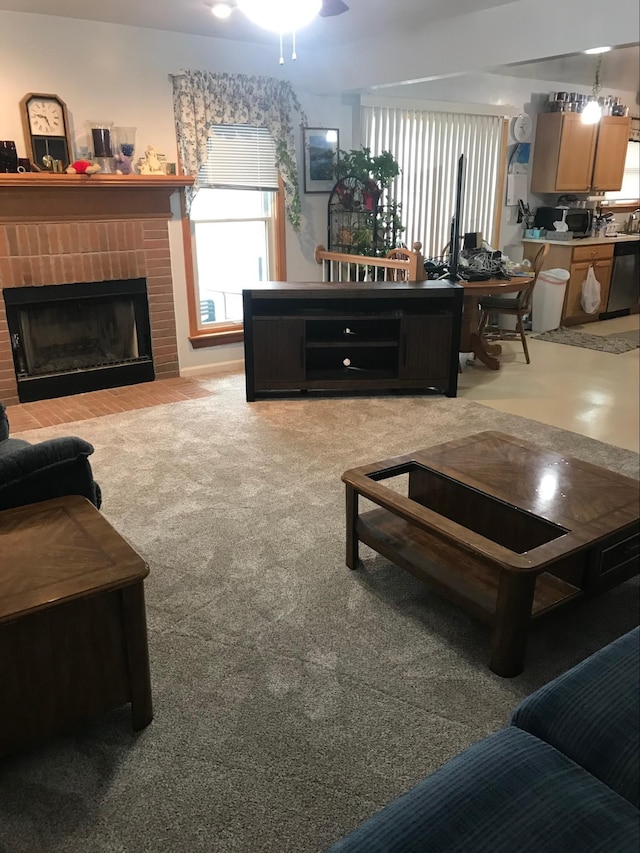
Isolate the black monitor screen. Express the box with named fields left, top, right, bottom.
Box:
left=448, top=154, right=465, bottom=281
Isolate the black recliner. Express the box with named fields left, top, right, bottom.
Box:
left=0, top=402, right=101, bottom=512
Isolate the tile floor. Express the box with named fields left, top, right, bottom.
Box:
left=4, top=314, right=639, bottom=454
left=458, top=313, right=640, bottom=453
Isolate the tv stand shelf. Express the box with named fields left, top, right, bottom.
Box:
left=242, top=282, right=463, bottom=401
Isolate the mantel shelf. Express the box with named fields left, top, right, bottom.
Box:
left=0, top=173, right=195, bottom=223
left=0, top=174, right=194, bottom=190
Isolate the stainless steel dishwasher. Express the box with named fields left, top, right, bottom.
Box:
left=602, top=240, right=640, bottom=318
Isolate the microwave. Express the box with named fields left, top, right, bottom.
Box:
left=534, top=206, right=593, bottom=237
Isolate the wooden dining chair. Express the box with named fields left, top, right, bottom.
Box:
left=385, top=247, right=412, bottom=281
left=477, top=243, right=550, bottom=365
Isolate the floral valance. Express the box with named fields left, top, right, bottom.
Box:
left=171, top=70, right=306, bottom=228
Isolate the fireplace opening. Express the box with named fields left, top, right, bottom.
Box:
left=3, top=279, right=155, bottom=402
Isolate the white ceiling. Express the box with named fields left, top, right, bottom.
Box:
left=0, top=0, right=518, bottom=45
left=488, top=44, right=640, bottom=95
left=4, top=1, right=637, bottom=97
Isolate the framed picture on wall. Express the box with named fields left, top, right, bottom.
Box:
left=303, top=127, right=339, bottom=193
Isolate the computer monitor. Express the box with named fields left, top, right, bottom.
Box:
left=447, top=154, right=465, bottom=282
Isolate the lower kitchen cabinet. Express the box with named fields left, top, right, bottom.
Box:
left=243, top=282, right=463, bottom=400
left=523, top=240, right=614, bottom=326
left=564, top=259, right=612, bottom=324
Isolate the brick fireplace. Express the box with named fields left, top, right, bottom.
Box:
left=0, top=173, right=193, bottom=405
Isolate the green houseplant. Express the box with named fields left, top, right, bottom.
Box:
left=330, top=146, right=404, bottom=262
left=334, top=147, right=400, bottom=189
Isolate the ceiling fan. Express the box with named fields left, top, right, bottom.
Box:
left=211, top=1, right=350, bottom=26
left=210, top=0, right=350, bottom=61
left=319, top=0, right=350, bottom=16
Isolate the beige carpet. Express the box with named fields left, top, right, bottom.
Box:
left=1, top=373, right=638, bottom=853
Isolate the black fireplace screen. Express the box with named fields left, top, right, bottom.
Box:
left=3, top=278, right=155, bottom=402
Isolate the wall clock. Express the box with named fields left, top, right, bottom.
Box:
left=20, top=93, right=73, bottom=170
left=511, top=113, right=533, bottom=143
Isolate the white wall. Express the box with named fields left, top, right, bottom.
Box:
left=0, top=11, right=351, bottom=371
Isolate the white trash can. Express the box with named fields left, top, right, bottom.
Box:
left=531, top=268, right=570, bottom=333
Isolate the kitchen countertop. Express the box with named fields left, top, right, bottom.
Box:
left=522, top=235, right=639, bottom=246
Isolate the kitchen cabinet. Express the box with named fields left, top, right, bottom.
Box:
left=243, top=282, right=463, bottom=400
left=564, top=258, right=612, bottom=324
left=531, top=114, right=631, bottom=194
left=523, top=240, right=615, bottom=325
left=591, top=117, right=631, bottom=191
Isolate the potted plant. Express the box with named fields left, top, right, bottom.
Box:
left=334, top=147, right=400, bottom=210
left=334, top=146, right=400, bottom=187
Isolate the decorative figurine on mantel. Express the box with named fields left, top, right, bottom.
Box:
left=66, top=159, right=101, bottom=175
left=138, top=146, right=164, bottom=175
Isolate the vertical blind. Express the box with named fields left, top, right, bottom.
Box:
left=362, top=106, right=504, bottom=257
left=199, top=124, right=279, bottom=190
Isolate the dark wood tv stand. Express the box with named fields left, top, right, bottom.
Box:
left=242, top=282, right=463, bottom=401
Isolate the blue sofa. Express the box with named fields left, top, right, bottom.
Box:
left=0, top=401, right=101, bottom=511
left=330, top=628, right=640, bottom=853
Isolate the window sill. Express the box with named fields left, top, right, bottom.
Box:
left=189, top=329, right=244, bottom=349
left=600, top=200, right=640, bottom=214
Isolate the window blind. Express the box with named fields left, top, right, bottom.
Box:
left=362, top=106, right=504, bottom=257
left=199, top=124, right=279, bottom=191
left=605, top=141, right=639, bottom=202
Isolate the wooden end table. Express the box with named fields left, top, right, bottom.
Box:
left=0, top=495, right=153, bottom=757
left=342, top=431, right=640, bottom=677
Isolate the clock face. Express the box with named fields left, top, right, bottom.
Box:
left=27, top=99, right=66, bottom=137
left=512, top=114, right=532, bottom=143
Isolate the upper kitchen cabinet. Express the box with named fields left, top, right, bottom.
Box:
left=591, top=116, right=632, bottom=191
left=530, top=113, right=631, bottom=194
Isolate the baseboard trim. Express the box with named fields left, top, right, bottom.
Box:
left=179, top=359, right=244, bottom=378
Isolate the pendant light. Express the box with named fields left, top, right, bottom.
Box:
left=582, top=56, right=603, bottom=125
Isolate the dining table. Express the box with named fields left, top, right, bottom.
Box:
left=459, top=275, right=535, bottom=370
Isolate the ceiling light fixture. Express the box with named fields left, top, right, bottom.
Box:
left=582, top=55, right=604, bottom=125
left=211, top=3, right=233, bottom=19
left=211, top=0, right=323, bottom=63
left=238, top=0, right=321, bottom=34
left=583, top=46, right=612, bottom=55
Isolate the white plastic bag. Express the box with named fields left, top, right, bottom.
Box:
left=580, top=265, right=601, bottom=314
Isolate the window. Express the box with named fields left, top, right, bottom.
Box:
left=604, top=141, right=640, bottom=202
left=191, top=189, right=276, bottom=331
left=362, top=105, right=504, bottom=257
left=187, top=125, right=285, bottom=344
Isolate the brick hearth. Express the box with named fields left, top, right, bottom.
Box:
left=0, top=174, right=193, bottom=405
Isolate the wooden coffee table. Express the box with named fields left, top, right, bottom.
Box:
left=0, top=495, right=153, bottom=757
left=342, top=431, right=640, bottom=676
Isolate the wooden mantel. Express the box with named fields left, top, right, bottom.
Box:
left=0, top=173, right=194, bottom=222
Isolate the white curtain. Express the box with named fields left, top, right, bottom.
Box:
left=362, top=106, right=504, bottom=258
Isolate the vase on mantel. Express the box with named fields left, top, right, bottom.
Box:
left=112, top=127, right=136, bottom=175
left=88, top=121, right=116, bottom=174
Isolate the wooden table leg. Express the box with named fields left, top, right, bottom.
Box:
left=121, top=582, right=153, bottom=731
left=470, top=333, right=501, bottom=370
left=490, top=571, right=537, bottom=677
left=346, top=484, right=359, bottom=570
left=461, top=295, right=501, bottom=370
